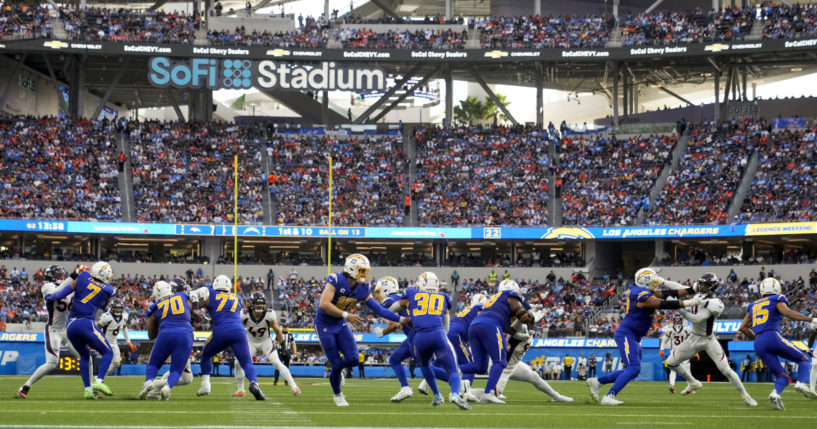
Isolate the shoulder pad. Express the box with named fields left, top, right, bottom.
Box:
left=266, top=310, right=277, bottom=321
left=705, top=298, right=725, bottom=312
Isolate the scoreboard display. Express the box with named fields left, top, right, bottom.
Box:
left=56, top=352, right=82, bottom=374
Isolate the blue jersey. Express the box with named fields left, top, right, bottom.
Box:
left=205, top=288, right=244, bottom=331
left=315, top=272, right=373, bottom=325
left=450, top=303, right=483, bottom=339
left=68, top=271, right=115, bottom=320
left=401, top=288, right=451, bottom=331
left=748, top=294, right=788, bottom=336
left=149, top=292, right=193, bottom=333
left=617, top=284, right=655, bottom=338
left=471, top=290, right=529, bottom=332
left=383, top=293, right=414, bottom=340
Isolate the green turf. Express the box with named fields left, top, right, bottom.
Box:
left=1, top=375, right=816, bottom=428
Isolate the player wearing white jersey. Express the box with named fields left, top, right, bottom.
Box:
left=18, top=265, right=83, bottom=399
left=233, top=292, right=301, bottom=397
left=665, top=273, right=757, bottom=406
left=97, top=299, right=137, bottom=375
left=496, top=315, right=573, bottom=403
left=660, top=314, right=693, bottom=393
left=808, top=328, right=817, bottom=392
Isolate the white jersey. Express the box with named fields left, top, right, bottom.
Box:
left=42, top=281, right=73, bottom=330
left=241, top=309, right=277, bottom=342
left=98, top=312, right=130, bottom=344
left=661, top=324, right=692, bottom=350
left=678, top=297, right=724, bottom=337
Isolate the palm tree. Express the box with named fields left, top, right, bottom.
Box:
left=453, top=96, right=485, bottom=125
left=483, top=94, right=511, bottom=125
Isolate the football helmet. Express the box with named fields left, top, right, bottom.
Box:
left=635, top=267, right=660, bottom=290
left=374, top=276, right=400, bottom=302
left=416, top=272, right=440, bottom=292
left=44, top=265, right=65, bottom=283
left=343, top=254, right=371, bottom=283
left=170, top=279, right=190, bottom=294
left=111, top=299, right=124, bottom=317
left=498, top=279, right=520, bottom=294
left=152, top=281, right=172, bottom=301
left=672, top=313, right=683, bottom=327
left=697, top=273, right=720, bottom=295
left=251, top=291, right=267, bottom=313
left=471, top=293, right=488, bottom=307
left=213, top=275, right=232, bottom=292
left=90, top=261, right=114, bottom=284
left=759, top=277, right=781, bottom=296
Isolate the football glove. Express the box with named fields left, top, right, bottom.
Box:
left=128, top=342, right=137, bottom=352
left=659, top=350, right=665, bottom=358
left=373, top=327, right=385, bottom=338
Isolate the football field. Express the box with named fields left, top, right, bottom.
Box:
left=1, top=376, right=816, bottom=428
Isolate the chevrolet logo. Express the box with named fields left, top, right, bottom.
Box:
left=484, top=50, right=509, bottom=59
left=704, top=43, right=730, bottom=52
left=266, top=48, right=291, bottom=57
left=43, top=40, right=69, bottom=49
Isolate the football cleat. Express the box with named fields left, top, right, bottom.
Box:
left=669, top=385, right=675, bottom=394
left=479, top=392, right=506, bottom=404
left=450, top=393, right=471, bottom=410
left=769, top=391, right=785, bottom=410
left=197, top=381, right=211, bottom=397
left=497, top=393, right=507, bottom=400
left=159, top=385, right=171, bottom=401
left=600, top=394, right=623, bottom=406
left=232, top=390, right=245, bottom=397
left=431, top=393, right=444, bottom=407
left=84, top=390, right=97, bottom=400
left=138, top=381, right=153, bottom=400
left=292, top=387, right=302, bottom=396
left=793, top=382, right=817, bottom=399
left=16, top=385, right=29, bottom=399
left=147, top=390, right=162, bottom=400
left=333, top=393, right=349, bottom=407
left=249, top=382, right=266, bottom=401
left=391, top=386, right=413, bottom=402
left=680, top=379, right=702, bottom=395
left=418, top=379, right=429, bottom=395
left=92, top=381, right=113, bottom=396
left=742, top=393, right=758, bottom=407
left=552, top=394, right=574, bottom=402
left=587, top=377, right=601, bottom=402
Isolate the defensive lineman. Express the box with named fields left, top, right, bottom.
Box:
left=17, top=265, right=81, bottom=399
left=665, top=273, right=756, bottom=406
left=233, top=292, right=301, bottom=397
left=97, top=299, right=137, bottom=375
left=659, top=314, right=693, bottom=394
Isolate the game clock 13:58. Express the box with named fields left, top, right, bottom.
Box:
left=57, top=353, right=81, bottom=374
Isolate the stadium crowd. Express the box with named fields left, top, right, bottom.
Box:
left=128, top=121, right=265, bottom=224
left=208, top=16, right=328, bottom=47
left=760, top=3, right=817, bottom=39
left=0, top=4, right=53, bottom=40
left=60, top=7, right=198, bottom=44
left=559, top=134, right=675, bottom=226
left=620, top=7, right=754, bottom=46
left=477, top=15, right=611, bottom=48
left=0, top=116, right=121, bottom=221
left=414, top=125, right=551, bottom=226
left=334, top=27, right=467, bottom=49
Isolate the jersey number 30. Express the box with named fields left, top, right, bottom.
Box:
left=414, top=293, right=444, bottom=316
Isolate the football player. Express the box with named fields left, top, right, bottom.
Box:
left=587, top=268, right=702, bottom=405
left=97, top=299, right=137, bottom=375
left=666, top=273, right=756, bottom=406
left=17, top=265, right=82, bottom=399
left=432, top=292, right=487, bottom=401
left=138, top=281, right=194, bottom=400
left=191, top=275, right=266, bottom=400
left=738, top=277, right=817, bottom=410
left=459, top=279, right=533, bottom=404
left=233, top=292, right=301, bottom=397
left=315, top=254, right=408, bottom=406
left=809, top=324, right=817, bottom=393
left=388, top=272, right=470, bottom=410
left=46, top=261, right=117, bottom=399
left=145, top=280, right=195, bottom=398
left=659, top=314, right=692, bottom=394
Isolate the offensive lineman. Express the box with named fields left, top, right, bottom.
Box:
left=659, top=314, right=692, bottom=394
left=233, top=292, right=301, bottom=397
left=97, top=299, right=137, bottom=375
left=17, top=265, right=82, bottom=399
left=665, top=273, right=756, bottom=406
left=145, top=281, right=195, bottom=398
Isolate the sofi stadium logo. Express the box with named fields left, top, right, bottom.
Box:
left=148, top=57, right=385, bottom=91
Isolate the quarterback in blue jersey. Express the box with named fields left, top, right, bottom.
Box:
left=46, top=261, right=116, bottom=399
left=388, top=272, right=470, bottom=410
left=192, top=275, right=266, bottom=401
left=588, top=268, right=702, bottom=405
left=738, top=277, right=817, bottom=410
left=316, top=254, right=407, bottom=407
left=137, top=281, right=195, bottom=400
left=459, top=279, right=533, bottom=404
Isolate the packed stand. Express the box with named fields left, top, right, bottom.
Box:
left=559, top=134, right=675, bottom=226
left=414, top=125, right=550, bottom=226
left=760, top=4, right=817, bottom=39
left=268, top=135, right=407, bottom=226
left=60, top=7, right=198, bottom=44
left=128, top=121, right=265, bottom=224
left=334, top=27, right=467, bottom=49
left=646, top=119, right=762, bottom=225
left=209, top=16, right=327, bottom=47
left=0, top=116, right=121, bottom=221
left=477, top=15, right=611, bottom=48
left=0, top=4, right=53, bottom=40
left=739, top=126, right=817, bottom=222
left=620, top=7, right=753, bottom=46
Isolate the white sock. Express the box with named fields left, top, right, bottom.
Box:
left=669, top=369, right=676, bottom=386
left=201, top=375, right=210, bottom=385
left=722, top=367, right=748, bottom=395
left=24, top=362, right=56, bottom=387
left=809, top=358, right=817, bottom=391
left=670, top=362, right=698, bottom=386
left=235, top=361, right=245, bottom=392
left=270, top=351, right=298, bottom=388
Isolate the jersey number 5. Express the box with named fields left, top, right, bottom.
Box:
left=157, top=296, right=185, bottom=319
left=414, top=293, right=444, bottom=316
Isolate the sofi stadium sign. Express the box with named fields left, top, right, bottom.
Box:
left=147, top=57, right=386, bottom=91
